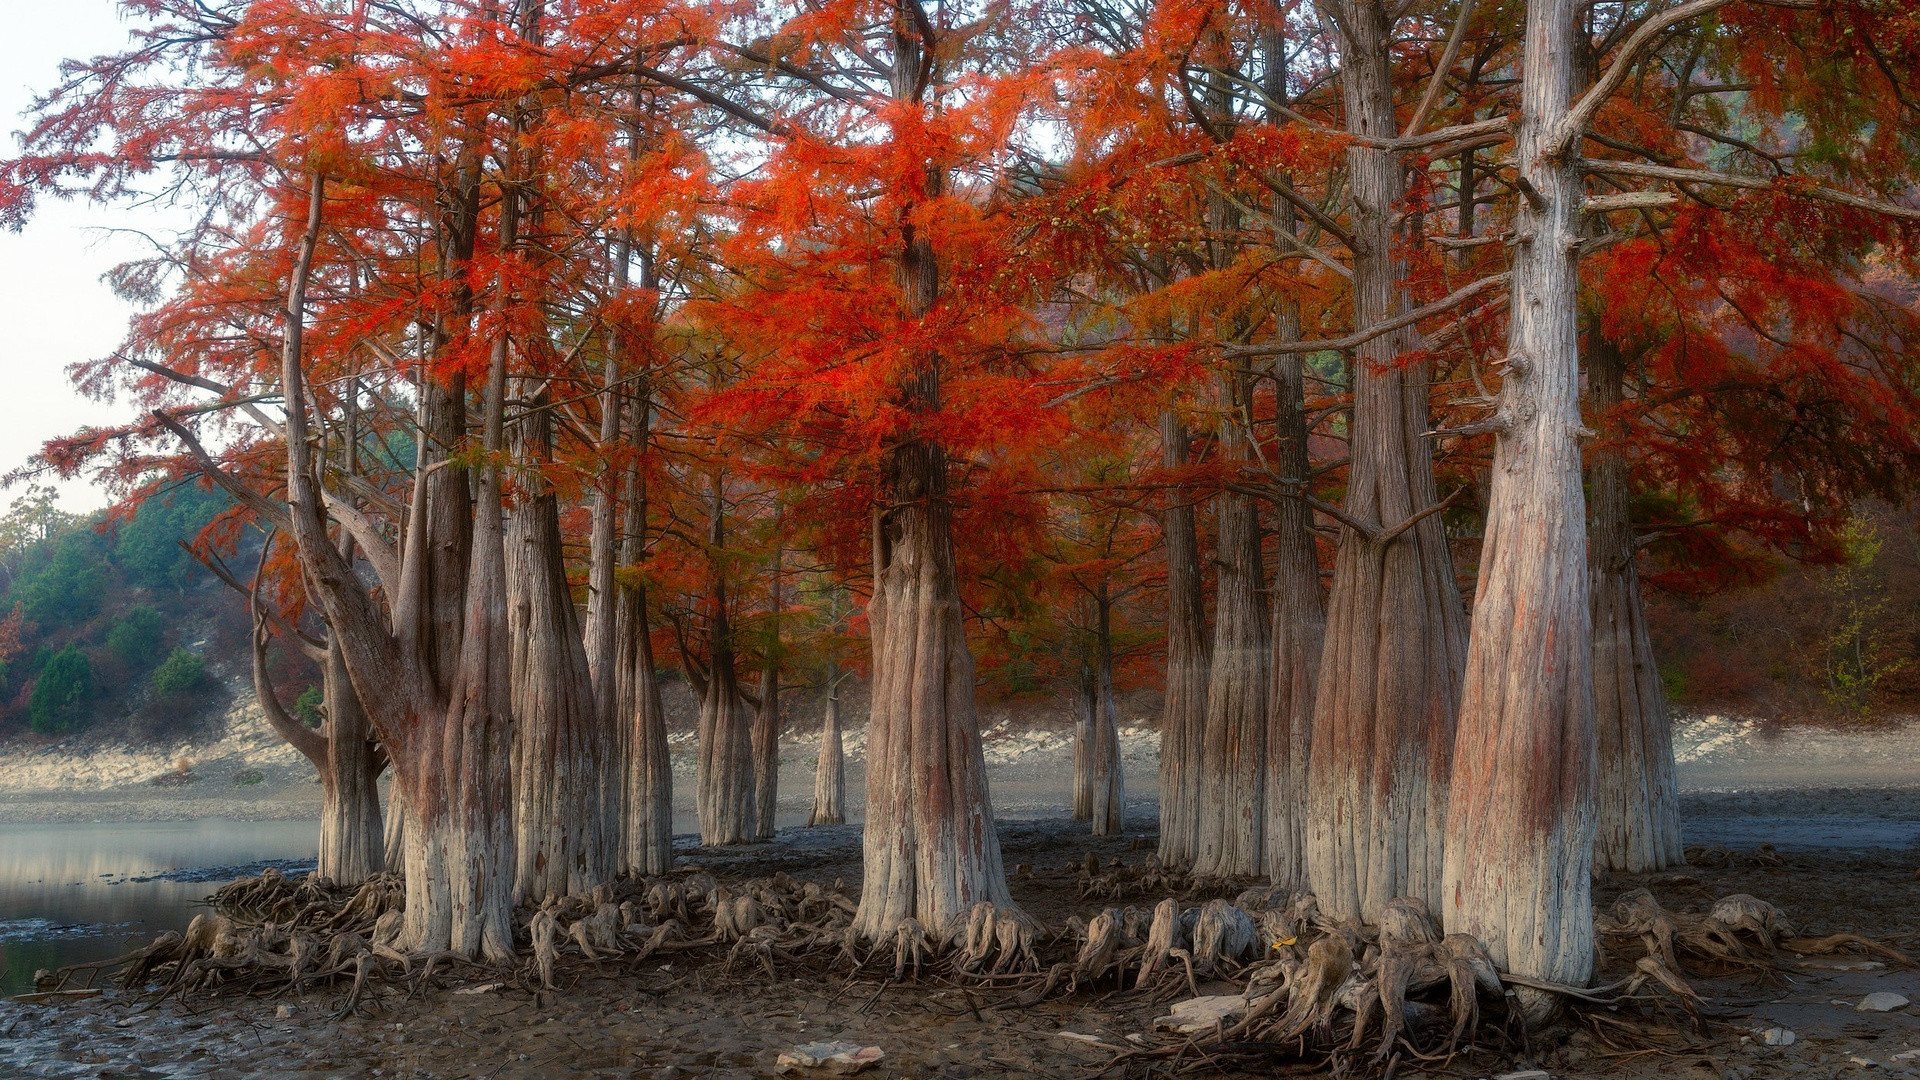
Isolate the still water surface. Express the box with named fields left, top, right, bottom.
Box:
left=0, top=819, right=315, bottom=995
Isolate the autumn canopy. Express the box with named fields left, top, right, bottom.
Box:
left=5, top=0, right=1919, bottom=1023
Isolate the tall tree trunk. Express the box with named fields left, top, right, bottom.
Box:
left=585, top=322, right=624, bottom=862
left=1195, top=374, right=1270, bottom=877
left=1260, top=22, right=1325, bottom=891
left=1588, top=332, right=1682, bottom=871
left=752, top=544, right=783, bottom=840
left=1265, top=318, right=1324, bottom=888
left=1156, top=410, right=1210, bottom=869
left=1072, top=657, right=1095, bottom=822
left=394, top=270, right=516, bottom=962
left=694, top=477, right=756, bottom=846
left=809, top=662, right=847, bottom=826
left=1307, top=0, right=1469, bottom=922
left=852, top=5, right=1020, bottom=940
left=1190, top=48, right=1271, bottom=880
left=507, top=384, right=612, bottom=903
left=619, top=379, right=673, bottom=874
left=1441, top=0, right=1597, bottom=1022
left=1090, top=590, right=1124, bottom=837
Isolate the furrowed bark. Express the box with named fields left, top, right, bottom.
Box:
left=1265, top=306, right=1324, bottom=889
left=694, top=476, right=756, bottom=846
left=855, top=433, right=1018, bottom=938
left=1441, top=0, right=1598, bottom=1023
left=809, top=662, right=847, bottom=826
left=508, top=383, right=613, bottom=903
left=318, top=643, right=385, bottom=885
left=1588, top=331, right=1682, bottom=872
left=1307, top=0, right=1469, bottom=922
left=618, top=380, right=673, bottom=874
left=1157, top=410, right=1210, bottom=869
left=851, top=0, right=1020, bottom=941
left=1195, top=385, right=1270, bottom=877
left=1261, top=22, right=1324, bottom=891
left=1192, top=49, right=1270, bottom=880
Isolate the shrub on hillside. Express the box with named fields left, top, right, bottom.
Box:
left=29, top=645, right=93, bottom=734
left=294, top=684, right=324, bottom=728
left=106, top=606, right=166, bottom=669
left=152, top=648, right=205, bottom=693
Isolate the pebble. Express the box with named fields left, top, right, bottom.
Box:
left=1861, top=993, right=1913, bottom=1013
left=1762, top=1027, right=1799, bottom=1046
left=274, top=1005, right=295, bottom=1019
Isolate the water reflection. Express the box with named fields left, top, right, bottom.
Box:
left=0, top=820, right=315, bottom=995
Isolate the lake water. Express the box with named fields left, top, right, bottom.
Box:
left=0, top=820, right=316, bottom=996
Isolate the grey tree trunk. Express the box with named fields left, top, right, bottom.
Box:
left=1588, top=333, right=1683, bottom=872
left=850, top=5, right=1020, bottom=940
left=507, top=385, right=613, bottom=903
left=1307, top=0, right=1469, bottom=923
left=1441, top=0, right=1598, bottom=1022
left=808, top=664, right=847, bottom=826
left=693, top=478, right=756, bottom=846
left=250, top=625, right=383, bottom=886
left=1265, top=312, right=1323, bottom=889
left=318, top=643, right=385, bottom=884
left=1156, top=411, right=1210, bottom=869
left=1194, top=412, right=1270, bottom=875
left=1090, top=592, right=1124, bottom=837
left=1072, top=659, right=1095, bottom=822
left=618, top=384, right=673, bottom=874
left=752, top=545, right=783, bottom=841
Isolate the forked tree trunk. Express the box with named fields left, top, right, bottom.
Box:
left=1156, top=411, right=1210, bottom=869
left=1072, top=659, right=1095, bottom=822
left=1587, top=334, right=1682, bottom=873
left=268, top=159, right=513, bottom=961
left=1090, top=592, right=1124, bottom=837
left=507, top=386, right=613, bottom=902
left=1265, top=331, right=1324, bottom=889
left=1307, top=0, right=1468, bottom=922
left=393, top=305, right=516, bottom=963
left=1194, top=380, right=1270, bottom=877
left=1442, top=0, right=1597, bottom=1021
left=808, top=664, right=847, bottom=826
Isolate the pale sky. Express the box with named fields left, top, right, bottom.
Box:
left=0, top=3, right=172, bottom=513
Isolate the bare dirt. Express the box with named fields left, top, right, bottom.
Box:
left=1, top=706, right=1918, bottom=1078
left=1, top=815, right=1917, bottom=1080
